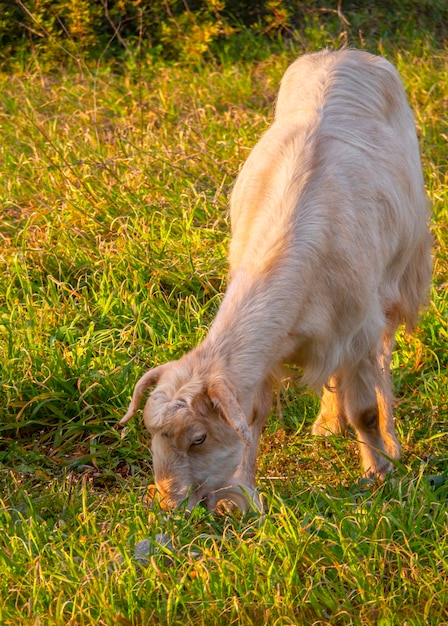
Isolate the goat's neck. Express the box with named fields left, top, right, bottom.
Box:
left=205, top=269, right=292, bottom=400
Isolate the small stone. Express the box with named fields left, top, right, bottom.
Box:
left=134, top=539, right=152, bottom=564
left=133, top=534, right=175, bottom=569
left=155, top=533, right=173, bottom=550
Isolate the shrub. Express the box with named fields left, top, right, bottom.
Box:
left=1, top=0, right=446, bottom=68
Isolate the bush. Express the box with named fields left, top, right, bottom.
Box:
left=1, top=0, right=446, bottom=68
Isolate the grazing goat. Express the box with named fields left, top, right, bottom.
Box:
left=121, top=49, right=432, bottom=511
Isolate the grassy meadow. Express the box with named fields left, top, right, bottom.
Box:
left=0, top=10, right=447, bottom=626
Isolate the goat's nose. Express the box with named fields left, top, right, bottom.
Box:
left=158, top=495, right=172, bottom=511
left=144, top=483, right=157, bottom=505
left=154, top=480, right=177, bottom=510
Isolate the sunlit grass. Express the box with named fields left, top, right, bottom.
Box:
left=0, top=471, right=446, bottom=624
left=0, top=22, right=447, bottom=626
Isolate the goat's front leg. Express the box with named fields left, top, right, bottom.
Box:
left=235, top=376, right=273, bottom=497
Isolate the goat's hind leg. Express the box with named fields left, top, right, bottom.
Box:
left=312, top=375, right=347, bottom=436
left=341, top=343, right=399, bottom=480
left=377, top=324, right=401, bottom=461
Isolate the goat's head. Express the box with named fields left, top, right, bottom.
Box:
left=120, top=357, right=262, bottom=512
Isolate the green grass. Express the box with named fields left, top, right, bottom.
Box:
left=0, top=19, right=447, bottom=626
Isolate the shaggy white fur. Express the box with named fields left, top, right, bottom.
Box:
left=121, top=49, right=432, bottom=511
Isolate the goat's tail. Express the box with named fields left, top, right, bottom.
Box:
left=399, top=230, right=433, bottom=332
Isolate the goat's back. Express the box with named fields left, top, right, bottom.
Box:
left=228, top=49, right=431, bottom=388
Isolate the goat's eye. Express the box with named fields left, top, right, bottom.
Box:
left=191, top=434, right=206, bottom=446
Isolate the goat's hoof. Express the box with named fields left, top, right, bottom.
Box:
left=363, top=461, right=394, bottom=483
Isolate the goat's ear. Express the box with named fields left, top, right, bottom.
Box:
left=119, top=363, right=169, bottom=425
left=207, top=378, right=251, bottom=446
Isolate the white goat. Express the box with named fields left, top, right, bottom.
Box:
left=121, top=49, right=432, bottom=511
